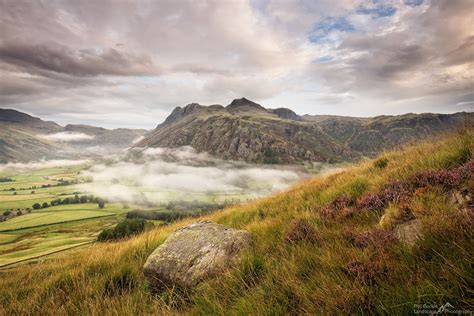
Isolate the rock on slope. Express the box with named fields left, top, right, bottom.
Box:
left=143, top=221, right=251, bottom=289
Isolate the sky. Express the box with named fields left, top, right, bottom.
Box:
left=0, top=0, right=473, bottom=129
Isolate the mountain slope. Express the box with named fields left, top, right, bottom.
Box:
left=1, top=129, right=472, bottom=314
left=313, top=112, right=473, bottom=156
left=0, top=108, right=63, bottom=134
left=135, top=98, right=473, bottom=163
left=64, top=124, right=147, bottom=150
left=0, top=125, right=70, bottom=163
left=0, top=108, right=148, bottom=162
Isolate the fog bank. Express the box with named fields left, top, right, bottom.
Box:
left=80, top=147, right=309, bottom=204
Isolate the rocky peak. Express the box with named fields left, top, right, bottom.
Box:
left=271, top=108, right=300, bottom=121
left=160, top=103, right=205, bottom=127
left=226, top=98, right=266, bottom=112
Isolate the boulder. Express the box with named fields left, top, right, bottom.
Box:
left=395, top=219, right=422, bottom=247
left=143, top=221, right=251, bottom=290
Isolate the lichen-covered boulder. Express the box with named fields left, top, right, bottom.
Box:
left=143, top=221, right=251, bottom=290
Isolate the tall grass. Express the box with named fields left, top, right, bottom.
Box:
left=0, top=129, right=473, bottom=315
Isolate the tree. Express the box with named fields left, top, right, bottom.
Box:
left=97, top=229, right=115, bottom=242
left=32, top=203, right=41, bottom=210
left=42, top=202, right=49, bottom=208
left=97, top=219, right=152, bottom=242
left=80, top=195, right=88, bottom=203
left=95, top=198, right=105, bottom=208
left=98, top=199, right=105, bottom=208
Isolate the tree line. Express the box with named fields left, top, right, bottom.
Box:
left=32, top=194, right=106, bottom=210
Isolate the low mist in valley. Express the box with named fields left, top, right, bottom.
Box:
left=0, top=146, right=345, bottom=207
left=79, top=147, right=314, bottom=205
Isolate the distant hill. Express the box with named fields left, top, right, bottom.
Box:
left=0, top=108, right=148, bottom=163
left=0, top=125, right=70, bottom=163
left=134, top=98, right=473, bottom=163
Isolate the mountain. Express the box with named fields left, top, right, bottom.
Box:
left=135, top=98, right=356, bottom=163
left=2, top=129, right=472, bottom=314
left=0, top=125, right=70, bottom=163
left=134, top=98, right=473, bottom=163
left=308, top=112, right=473, bottom=156
left=0, top=108, right=63, bottom=134
left=0, top=108, right=147, bottom=162
left=63, top=124, right=147, bottom=151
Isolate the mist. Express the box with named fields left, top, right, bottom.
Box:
left=0, top=159, right=91, bottom=172
left=79, top=147, right=310, bottom=205
left=38, top=132, right=95, bottom=142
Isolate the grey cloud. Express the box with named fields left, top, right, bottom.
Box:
left=0, top=41, right=159, bottom=77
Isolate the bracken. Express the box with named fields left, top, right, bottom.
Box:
left=345, top=228, right=398, bottom=249
left=284, top=219, right=320, bottom=244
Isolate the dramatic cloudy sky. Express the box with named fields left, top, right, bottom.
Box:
left=0, top=0, right=472, bottom=128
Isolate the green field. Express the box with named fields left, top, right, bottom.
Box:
left=0, top=165, right=87, bottom=212
left=0, top=208, right=112, bottom=231
left=0, top=165, right=131, bottom=267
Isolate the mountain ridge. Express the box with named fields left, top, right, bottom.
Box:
left=134, top=98, right=473, bottom=163
left=0, top=108, right=148, bottom=162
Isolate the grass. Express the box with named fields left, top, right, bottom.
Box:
left=0, top=129, right=473, bottom=314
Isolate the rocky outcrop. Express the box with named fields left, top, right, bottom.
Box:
left=271, top=108, right=300, bottom=121
left=225, top=97, right=267, bottom=113
left=143, top=221, right=252, bottom=290
left=395, top=219, right=422, bottom=246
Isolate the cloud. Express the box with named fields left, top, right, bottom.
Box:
left=0, top=41, right=159, bottom=77
left=131, top=136, right=145, bottom=144
left=0, top=0, right=472, bottom=127
left=38, top=132, right=95, bottom=142
left=0, top=159, right=91, bottom=172
left=81, top=146, right=310, bottom=204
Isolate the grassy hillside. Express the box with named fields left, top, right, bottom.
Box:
left=0, top=129, right=473, bottom=315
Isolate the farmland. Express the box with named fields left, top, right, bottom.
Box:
left=0, top=164, right=132, bottom=267
left=0, top=160, right=307, bottom=267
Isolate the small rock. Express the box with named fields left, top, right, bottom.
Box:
left=450, top=189, right=472, bottom=207
left=395, top=219, right=422, bottom=247
left=143, top=221, right=251, bottom=290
